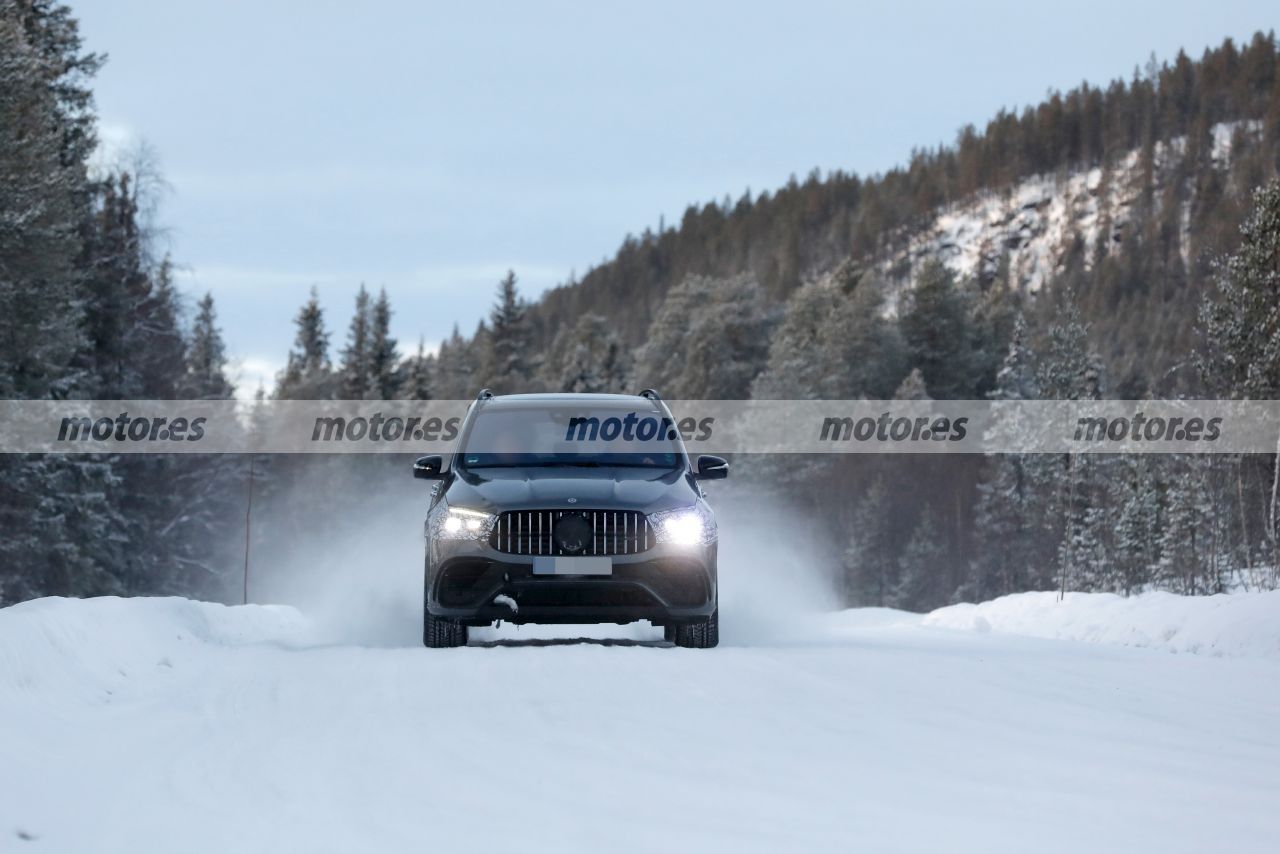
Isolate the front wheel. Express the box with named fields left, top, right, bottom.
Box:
left=673, top=609, right=718, bottom=649
left=424, top=611, right=468, bottom=648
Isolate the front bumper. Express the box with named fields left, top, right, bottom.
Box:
left=426, top=537, right=717, bottom=626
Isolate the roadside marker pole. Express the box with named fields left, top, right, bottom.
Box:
left=243, top=454, right=255, bottom=605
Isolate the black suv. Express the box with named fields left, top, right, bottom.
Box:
left=413, top=390, right=727, bottom=648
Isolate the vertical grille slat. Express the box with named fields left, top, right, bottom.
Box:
left=488, top=509, right=652, bottom=556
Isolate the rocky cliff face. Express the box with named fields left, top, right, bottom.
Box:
left=878, top=120, right=1263, bottom=308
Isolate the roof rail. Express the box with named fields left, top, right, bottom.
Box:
left=637, top=388, right=662, bottom=401
left=476, top=388, right=494, bottom=401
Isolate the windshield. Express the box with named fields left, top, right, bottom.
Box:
left=457, top=403, right=684, bottom=470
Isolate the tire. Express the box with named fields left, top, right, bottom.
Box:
left=424, top=611, right=468, bottom=648
left=663, top=623, right=677, bottom=643
left=673, top=608, right=718, bottom=649
left=423, top=557, right=468, bottom=648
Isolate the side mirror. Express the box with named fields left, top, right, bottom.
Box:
left=694, top=454, right=729, bottom=481
left=413, top=455, right=445, bottom=479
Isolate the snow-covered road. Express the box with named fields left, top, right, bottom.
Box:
left=2, top=595, right=1278, bottom=854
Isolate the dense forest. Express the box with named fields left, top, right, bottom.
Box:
left=2, top=0, right=1279, bottom=609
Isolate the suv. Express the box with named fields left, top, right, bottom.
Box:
left=413, top=390, right=727, bottom=648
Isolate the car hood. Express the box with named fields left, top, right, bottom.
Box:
left=444, top=466, right=699, bottom=515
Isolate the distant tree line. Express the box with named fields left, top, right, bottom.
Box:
left=265, top=180, right=1280, bottom=610
left=2, top=4, right=1279, bottom=611
left=526, top=32, right=1280, bottom=393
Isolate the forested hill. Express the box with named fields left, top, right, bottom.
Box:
left=4, top=1, right=1280, bottom=610
left=520, top=33, right=1280, bottom=392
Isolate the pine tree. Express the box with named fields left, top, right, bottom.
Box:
left=899, top=261, right=981, bottom=399
left=79, top=172, right=154, bottom=397
left=636, top=273, right=771, bottom=399
left=340, top=285, right=372, bottom=399
left=991, top=315, right=1037, bottom=401
left=135, top=255, right=187, bottom=397
left=895, top=509, right=949, bottom=610
left=968, top=314, right=1058, bottom=597
left=0, top=7, right=90, bottom=394
left=752, top=262, right=859, bottom=399
left=893, top=368, right=929, bottom=400
left=483, top=270, right=530, bottom=392
left=401, top=338, right=432, bottom=400
left=1198, top=180, right=1280, bottom=553
left=542, top=312, right=632, bottom=393
left=831, top=278, right=908, bottom=399
left=367, top=288, right=399, bottom=399
left=843, top=480, right=899, bottom=606
left=1035, top=301, right=1108, bottom=596
left=0, top=3, right=118, bottom=603
left=1108, top=455, right=1161, bottom=593
left=1157, top=460, right=1210, bottom=594
left=185, top=291, right=233, bottom=399
left=970, top=272, right=1022, bottom=392
left=1036, top=299, right=1103, bottom=401
left=164, top=288, right=243, bottom=598
left=276, top=286, right=333, bottom=399
left=432, top=324, right=473, bottom=399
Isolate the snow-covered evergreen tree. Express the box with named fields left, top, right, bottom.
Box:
left=0, top=3, right=124, bottom=603
left=893, top=368, right=929, bottom=401
left=432, top=325, right=473, bottom=399
left=753, top=263, right=905, bottom=400
left=636, top=273, right=771, bottom=399
left=185, top=291, right=233, bottom=399
left=1107, top=455, right=1161, bottom=593
left=400, top=337, right=433, bottom=400
left=1198, top=180, right=1280, bottom=569
left=1035, top=300, right=1103, bottom=402
left=276, top=287, right=334, bottom=399
left=541, top=312, right=631, bottom=393
left=368, top=288, right=400, bottom=399
left=339, top=285, right=372, bottom=399
left=900, top=261, right=982, bottom=399
left=1198, top=180, right=1280, bottom=400
left=968, top=315, right=1058, bottom=598
left=843, top=481, right=899, bottom=607
left=1036, top=301, right=1109, bottom=596
left=482, top=270, right=531, bottom=392
left=895, top=509, right=949, bottom=610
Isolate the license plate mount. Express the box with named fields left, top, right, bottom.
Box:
left=532, top=556, right=613, bottom=576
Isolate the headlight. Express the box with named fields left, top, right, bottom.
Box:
left=649, top=503, right=716, bottom=546
left=428, top=504, right=496, bottom=540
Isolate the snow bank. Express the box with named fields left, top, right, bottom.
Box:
left=925, top=589, right=1280, bottom=659
left=0, top=596, right=304, bottom=701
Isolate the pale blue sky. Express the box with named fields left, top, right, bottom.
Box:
left=74, top=0, right=1276, bottom=394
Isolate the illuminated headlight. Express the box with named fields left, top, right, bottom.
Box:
left=428, top=504, right=496, bottom=540
left=649, top=503, right=716, bottom=546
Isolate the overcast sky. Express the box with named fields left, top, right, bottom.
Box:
left=74, top=0, right=1275, bottom=395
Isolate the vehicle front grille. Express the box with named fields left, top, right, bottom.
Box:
left=489, top=509, right=652, bottom=556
